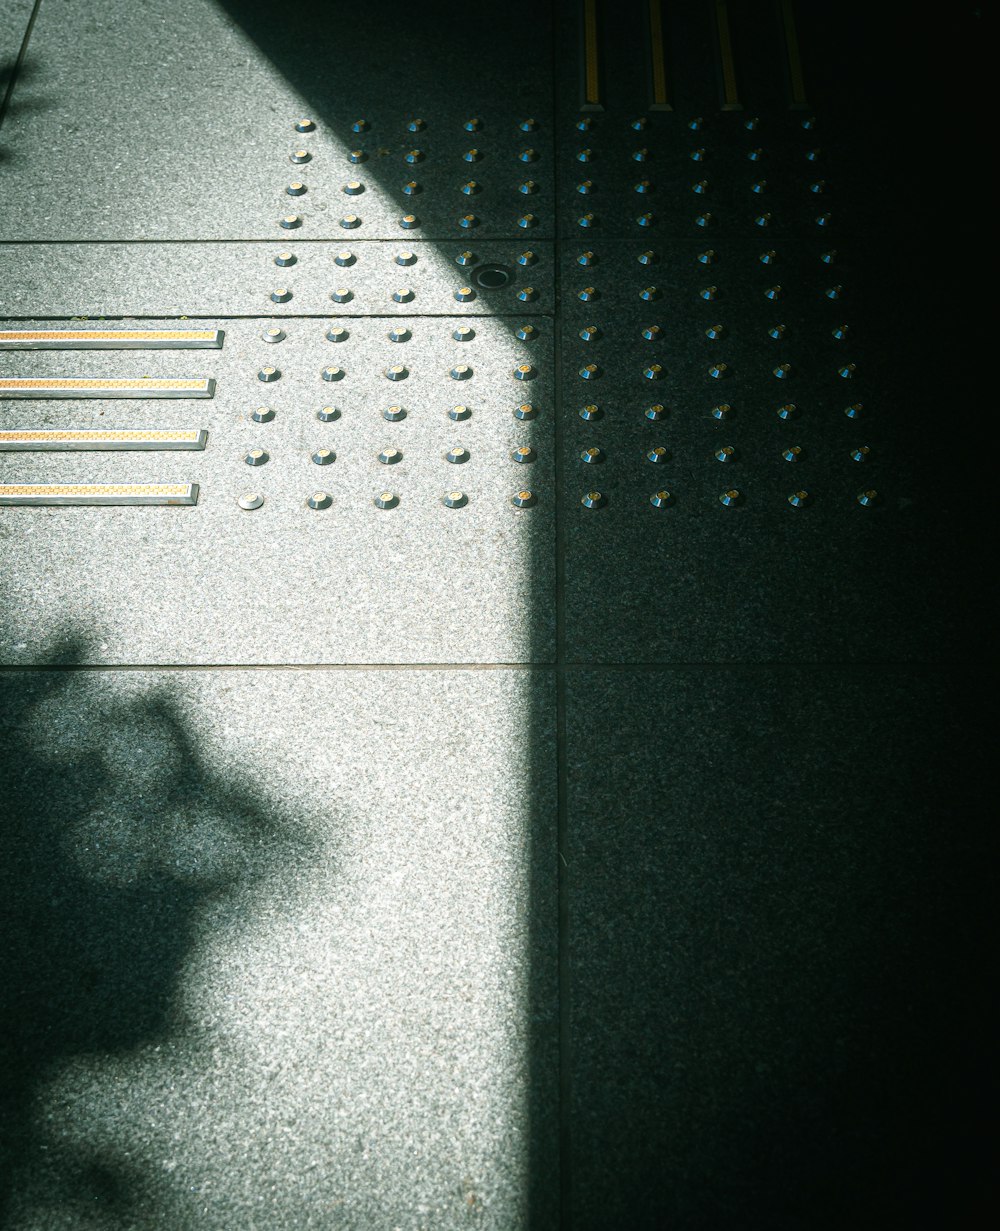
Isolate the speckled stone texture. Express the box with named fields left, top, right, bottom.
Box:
left=0, top=315, right=555, bottom=665
left=567, top=666, right=990, bottom=1231
left=1, top=666, right=557, bottom=1231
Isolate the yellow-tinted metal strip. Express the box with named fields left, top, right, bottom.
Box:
left=0, top=429, right=208, bottom=450
left=0, top=483, right=199, bottom=506
left=0, top=329, right=224, bottom=349
left=714, top=0, right=742, bottom=110
left=0, top=377, right=215, bottom=398
left=581, top=0, right=603, bottom=110
left=779, top=0, right=808, bottom=108
left=647, top=0, right=672, bottom=110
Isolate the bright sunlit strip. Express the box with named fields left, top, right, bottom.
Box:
left=0, top=329, right=224, bottom=349
left=0, top=428, right=208, bottom=450
left=0, top=482, right=199, bottom=505
left=0, top=378, right=215, bottom=398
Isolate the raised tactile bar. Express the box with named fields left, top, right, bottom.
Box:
left=0, top=482, right=199, bottom=505
left=0, top=429, right=208, bottom=450
left=0, top=378, right=215, bottom=398
left=0, top=329, right=224, bottom=349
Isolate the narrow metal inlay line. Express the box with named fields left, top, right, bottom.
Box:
left=0, top=429, right=207, bottom=451
left=0, top=482, right=199, bottom=506
left=0, top=378, right=215, bottom=399
left=0, top=328, right=224, bottom=349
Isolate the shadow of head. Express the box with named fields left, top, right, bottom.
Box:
left=0, top=630, right=312, bottom=1223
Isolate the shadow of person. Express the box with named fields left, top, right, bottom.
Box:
left=0, top=632, right=311, bottom=1227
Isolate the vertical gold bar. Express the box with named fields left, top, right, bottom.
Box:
left=779, top=0, right=809, bottom=108
left=581, top=0, right=603, bottom=110
left=647, top=0, right=672, bottom=110
left=714, top=0, right=742, bottom=110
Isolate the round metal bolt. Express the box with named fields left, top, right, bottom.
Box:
left=715, top=446, right=736, bottom=462
left=514, top=403, right=537, bottom=420
left=392, top=287, right=414, bottom=302
left=782, top=446, right=803, bottom=462
left=821, top=250, right=837, bottom=265
left=518, top=287, right=537, bottom=302
left=764, top=285, right=782, bottom=301
left=280, top=215, right=302, bottom=229
left=719, top=489, right=741, bottom=506
left=650, top=490, right=672, bottom=508
left=577, top=251, right=596, bottom=267
left=458, top=216, right=478, bottom=231
left=450, top=365, right=472, bottom=380
left=712, top=403, right=732, bottom=420
left=322, top=366, right=345, bottom=381
left=445, top=446, right=469, bottom=464
left=639, top=286, right=660, bottom=301
left=754, top=213, right=773, bottom=228
left=340, top=215, right=361, bottom=229
left=580, top=325, right=600, bottom=341
left=512, top=446, right=536, bottom=463
left=579, top=404, right=601, bottom=421
left=464, top=117, right=482, bottom=132
left=857, top=490, right=879, bottom=506
left=289, top=149, right=310, bottom=164
left=802, top=116, right=816, bottom=129
left=407, top=118, right=425, bottom=132
left=576, top=180, right=594, bottom=195
left=578, top=287, right=598, bottom=302
left=258, top=366, right=280, bottom=382
left=690, top=147, right=706, bottom=161
left=777, top=403, right=797, bottom=420
left=453, top=325, right=475, bottom=342
left=638, top=251, right=657, bottom=267
left=844, top=403, right=863, bottom=419
left=520, top=117, right=539, bottom=132
left=463, top=148, right=481, bottom=162
left=688, top=117, right=703, bottom=130
left=513, top=364, right=536, bottom=381
left=787, top=491, right=810, bottom=508
left=695, top=213, right=712, bottom=227
left=351, top=119, right=368, bottom=132
left=643, top=364, right=664, bottom=380
left=294, top=118, right=315, bottom=133
left=636, top=212, right=654, bottom=227
left=826, top=284, right=843, bottom=300
left=816, top=213, right=832, bottom=227
left=286, top=182, right=306, bottom=196
left=747, top=148, right=764, bottom=162
left=705, top=324, right=724, bottom=340
left=519, top=180, right=538, bottom=195
left=374, top=491, right=399, bottom=509
left=312, top=448, right=335, bottom=466
left=698, top=250, right=715, bottom=265
left=692, top=180, right=708, bottom=194
left=581, top=447, right=604, bottom=464
left=645, top=404, right=667, bottom=421
left=581, top=491, right=605, bottom=508
left=388, top=327, right=410, bottom=342
left=751, top=180, right=766, bottom=194
left=708, top=363, right=727, bottom=379
left=385, top=364, right=408, bottom=380
left=237, top=493, right=263, bottom=510
left=317, top=406, right=339, bottom=422
left=399, top=214, right=419, bottom=229
left=443, top=491, right=467, bottom=508
left=251, top=406, right=274, bottom=423
left=576, top=148, right=593, bottom=162
left=379, top=448, right=402, bottom=465
left=462, top=180, right=481, bottom=196
left=326, top=325, right=348, bottom=343
left=806, top=148, right=821, bottom=161
left=839, top=364, right=857, bottom=379
left=456, top=251, right=477, bottom=267
left=647, top=446, right=669, bottom=463
left=579, top=363, right=600, bottom=380
left=450, top=404, right=471, bottom=421
left=768, top=324, right=786, bottom=340
left=270, top=288, right=292, bottom=303
left=511, top=489, right=536, bottom=507
left=773, top=363, right=792, bottom=378
left=518, top=251, right=537, bottom=266
left=307, top=490, right=332, bottom=509
left=274, top=251, right=296, bottom=267
left=631, top=116, right=648, bottom=131
left=850, top=446, right=871, bottom=462
left=641, top=325, right=662, bottom=341
left=402, top=180, right=420, bottom=195
left=699, top=285, right=717, bottom=300
left=330, top=288, right=353, bottom=303
left=245, top=448, right=268, bottom=466
left=758, top=251, right=777, bottom=266
left=454, top=286, right=476, bottom=302
left=576, top=117, right=593, bottom=131
left=348, top=149, right=366, bottom=163
left=334, top=250, right=355, bottom=266
left=383, top=405, right=406, bottom=421
left=518, top=149, right=539, bottom=164
left=404, top=149, right=423, bottom=164
left=810, top=180, right=827, bottom=194
left=517, top=214, right=537, bottom=229
left=832, top=324, right=850, bottom=340
left=516, top=324, right=538, bottom=342
left=343, top=181, right=364, bottom=195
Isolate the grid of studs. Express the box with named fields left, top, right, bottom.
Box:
left=276, top=116, right=555, bottom=241
left=237, top=315, right=551, bottom=512
left=557, top=112, right=836, bottom=240
left=559, top=240, right=878, bottom=511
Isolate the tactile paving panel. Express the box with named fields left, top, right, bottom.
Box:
left=0, top=0, right=554, bottom=241
left=0, top=317, right=554, bottom=664
left=0, top=242, right=554, bottom=318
